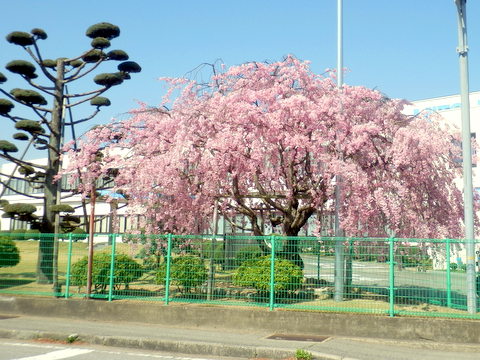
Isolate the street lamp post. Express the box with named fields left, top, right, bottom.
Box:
left=454, top=0, right=477, bottom=314
left=334, top=0, right=345, bottom=302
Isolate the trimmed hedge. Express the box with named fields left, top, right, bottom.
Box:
left=233, top=256, right=303, bottom=293
left=0, top=238, right=20, bottom=268
left=156, top=255, right=207, bottom=293
left=70, top=253, right=143, bottom=292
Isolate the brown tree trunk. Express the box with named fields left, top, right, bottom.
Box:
left=36, top=60, right=65, bottom=284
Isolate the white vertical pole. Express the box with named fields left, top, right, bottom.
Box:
left=455, top=0, right=476, bottom=314
left=334, top=0, right=345, bottom=302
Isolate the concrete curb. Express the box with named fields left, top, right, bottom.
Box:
left=1, top=297, right=479, bottom=344
left=0, top=328, right=357, bottom=360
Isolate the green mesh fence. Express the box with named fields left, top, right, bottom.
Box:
left=0, top=233, right=479, bottom=319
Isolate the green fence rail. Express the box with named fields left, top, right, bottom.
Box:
left=1, top=232, right=479, bottom=319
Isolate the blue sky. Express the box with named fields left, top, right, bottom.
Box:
left=1, top=0, right=479, bottom=160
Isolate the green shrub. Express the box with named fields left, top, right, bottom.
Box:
left=235, top=245, right=263, bottom=266
left=11, top=229, right=26, bottom=240
left=69, top=227, right=87, bottom=241
left=156, top=255, right=207, bottom=293
left=233, top=256, right=303, bottom=293
left=0, top=238, right=20, bottom=268
left=70, top=252, right=143, bottom=292
left=201, top=241, right=224, bottom=264
left=295, top=349, right=313, bottom=360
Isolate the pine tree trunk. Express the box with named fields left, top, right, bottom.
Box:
left=36, top=60, right=64, bottom=284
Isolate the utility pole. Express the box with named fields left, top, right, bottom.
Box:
left=334, top=0, right=345, bottom=302
left=455, top=0, right=477, bottom=314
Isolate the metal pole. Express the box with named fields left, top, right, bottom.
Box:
left=64, top=232, right=73, bottom=299
left=86, top=187, right=96, bottom=298
left=108, top=233, right=116, bottom=302
left=455, top=0, right=477, bottom=314
left=164, top=234, right=172, bottom=305
left=446, top=238, right=452, bottom=308
left=334, top=0, right=345, bottom=302
left=269, top=235, right=276, bottom=311
left=207, top=198, right=219, bottom=301
left=389, top=237, right=395, bottom=317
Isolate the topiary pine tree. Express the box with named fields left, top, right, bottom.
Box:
left=0, top=23, right=141, bottom=283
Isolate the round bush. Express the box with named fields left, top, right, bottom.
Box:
left=235, top=245, right=263, bottom=266
left=156, top=255, right=207, bottom=293
left=201, top=241, right=224, bottom=264
left=0, top=238, right=20, bottom=268
left=70, top=252, right=143, bottom=292
left=233, top=256, right=303, bottom=293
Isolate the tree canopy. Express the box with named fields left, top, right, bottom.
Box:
left=64, top=56, right=467, bottom=241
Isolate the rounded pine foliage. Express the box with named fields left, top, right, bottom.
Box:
left=6, top=60, right=36, bottom=77
left=18, top=165, right=35, bottom=175
left=41, top=59, right=57, bottom=68
left=31, top=28, right=47, bottom=40
left=70, top=59, right=84, bottom=68
left=91, top=37, right=111, bottom=49
left=94, top=72, right=124, bottom=87
left=90, top=96, right=111, bottom=107
left=70, top=253, right=143, bottom=291
left=156, top=255, right=207, bottom=292
left=118, top=61, right=141, bottom=73
left=0, top=72, right=7, bottom=83
left=0, top=239, right=20, bottom=268
left=15, top=120, right=44, bottom=133
left=6, top=31, right=34, bottom=46
left=107, top=50, right=129, bottom=61
left=233, top=256, right=303, bottom=293
left=86, top=22, right=120, bottom=40
left=10, top=89, right=47, bottom=105
left=82, top=49, right=105, bottom=63
left=0, top=140, right=18, bottom=153
left=0, top=99, right=14, bottom=114
left=3, top=203, right=36, bottom=216
left=50, top=204, right=75, bottom=213
left=13, top=133, right=29, bottom=141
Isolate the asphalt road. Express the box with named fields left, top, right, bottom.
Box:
left=0, top=339, right=243, bottom=360
left=301, top=254, right=469, bottom=294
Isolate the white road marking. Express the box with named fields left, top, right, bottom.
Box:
left=12, top=348, right=93, bottom=360
left=2, top=341, right=224, bottom=360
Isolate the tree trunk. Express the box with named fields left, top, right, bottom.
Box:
left=36, top=60, right=65, bottom=284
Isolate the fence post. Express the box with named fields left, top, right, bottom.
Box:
left=108, top=233, right=117, bottom=302
left=388, top=237, right=395, bottom=317
left=164, top=234, right=173, bottom=305
left=446, top=238, right=452, bottom=308
left=269, top=235, right=276, bottom=311
left=64, top=232, right=73, bottom=299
